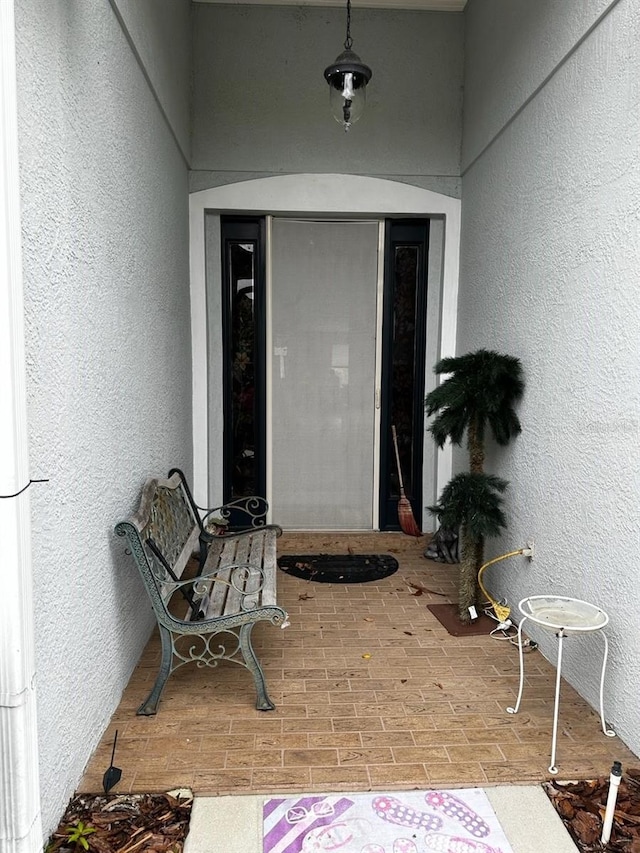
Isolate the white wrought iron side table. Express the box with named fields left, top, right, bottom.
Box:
left=506, top=595, right=616, bottom=774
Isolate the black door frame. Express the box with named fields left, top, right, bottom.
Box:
left=379, top=218, right=430, bottom=530
left=220, top=216, right=267, bottom=502
left=220, top=215, right=429, bottom=529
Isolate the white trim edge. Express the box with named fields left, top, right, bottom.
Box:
left=189, top=174, right=460, bottom=506
left=0, top=3, right=43, bottom=851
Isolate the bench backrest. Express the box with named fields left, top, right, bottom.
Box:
left=115, top=473, right=200, bottom=621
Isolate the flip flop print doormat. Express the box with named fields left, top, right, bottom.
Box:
left=263, top=789, right=514, bottom=853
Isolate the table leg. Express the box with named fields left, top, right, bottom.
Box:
left=549, top=629, right=565, bottom=774
left=598, top=630, right=616, bottom=738
left=507, top=616, right=527, bottom=716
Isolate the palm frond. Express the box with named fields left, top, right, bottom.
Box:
left=429, top=407, right=467, bottom=448
left=426, top=349, right=524, bottom=448
left=488, top=408, right=522, bottom=446
left=429, top=472, right=508, bottom=543
left=424, top=380, right=463, bottom=416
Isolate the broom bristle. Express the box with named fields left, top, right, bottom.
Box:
left=398, top=497, right=422, bottom=537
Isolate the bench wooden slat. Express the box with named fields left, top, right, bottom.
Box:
left=169, top=526, right=200, bottom=582
left=203, top=539, right=233, bottom=618
left=223, top=535, right=251, bottom=617
left=261, top=530, right=277, bottom=606
left=242, top=530, right=268, bottom=610
left=155, top=526, right=200, bottom=604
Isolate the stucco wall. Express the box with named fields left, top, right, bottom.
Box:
left=460, top=0, right=640, bottom=756
left=111, top=0, right=191, bottom=161
left=190, top=4, right=463, bottom=197
left=462, top=0, right=615, bottom=168
left=15, top=0, right=192, bottom=836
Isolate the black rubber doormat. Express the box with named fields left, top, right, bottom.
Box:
left=278, top=554, right=399, bottom=584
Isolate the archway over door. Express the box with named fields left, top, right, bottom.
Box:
left=189, top=174, right=461, bottom=522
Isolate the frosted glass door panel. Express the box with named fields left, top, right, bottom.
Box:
left=271, top=220, right=379, bottom=529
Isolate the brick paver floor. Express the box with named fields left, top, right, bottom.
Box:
left=79, top=532, right=637, bottom=795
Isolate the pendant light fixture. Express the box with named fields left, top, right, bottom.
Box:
left=323, top=0, right=372, bottom=132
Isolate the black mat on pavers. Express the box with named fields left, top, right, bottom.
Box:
left=277, top=554, right=399, bottom=584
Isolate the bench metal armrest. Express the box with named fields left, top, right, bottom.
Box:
left=202, top=518, right=283, bottom=540
left=200, top=496, right=276, bottom=531
left=168, top=563, right=269, bottom=620
left=168, top=467, right=272, bottom=530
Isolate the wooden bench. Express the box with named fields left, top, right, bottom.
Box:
left=114, top=468, right=288, bottom=715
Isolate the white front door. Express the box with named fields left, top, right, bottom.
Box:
left=269, top=219, right=381, bottom=529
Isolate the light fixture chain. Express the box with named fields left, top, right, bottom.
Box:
left=344, top=0, right=353, bottom=50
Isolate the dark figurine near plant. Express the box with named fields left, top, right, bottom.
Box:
left=424, top=526, right=459, bottom=564
left=425, top=349, right=524, bottom=623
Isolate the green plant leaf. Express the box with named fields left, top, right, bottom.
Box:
left=429, top=472, right=508, bottom=543
left=66, top=821, right=96, bottom=849
left=425, top=349, right=524, bottom=452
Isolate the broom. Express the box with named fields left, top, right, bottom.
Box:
left=391, top=425, right=422, bottom=537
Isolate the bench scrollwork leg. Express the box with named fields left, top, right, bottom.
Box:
left=138, top=624, right=173, bottom=716
left=239, top=623, right=275, bottom=711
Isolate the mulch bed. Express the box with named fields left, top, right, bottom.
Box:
left=45, top=792, right=192, bottom=853
left=544, top=769, right=640, bottom=852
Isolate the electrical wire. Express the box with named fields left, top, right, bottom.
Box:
left=0, top=478, right=49, bottom=499
left=482, top=601, right=537, bottom=649
left=481, top=603, right=518, bottom=640
left=477, top=548, right=526, bottom=623
left=476, top=547, right=540, bottom=648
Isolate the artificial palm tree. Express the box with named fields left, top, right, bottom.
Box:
left=425, top=349, right=524, bottom=622
left=429, top=473, right=507, bottom=621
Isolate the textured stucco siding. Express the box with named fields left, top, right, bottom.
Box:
left=15, top=0, right=192, bottom=836
left=111, top=0, right=191, bottom=161
left=191, top=5, right=463, bottom=194
left=460, top=0, right=640, bottom=756
left=462, top=0, right=615, bottom=169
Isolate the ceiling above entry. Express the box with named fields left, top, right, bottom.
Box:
left=193, top=0, right=466, bottom=10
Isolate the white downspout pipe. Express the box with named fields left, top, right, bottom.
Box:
left=0, top=2, right=43, bottom=852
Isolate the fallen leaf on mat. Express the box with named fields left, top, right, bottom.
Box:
left=364, top=617, right=374, bottom=622
left=298, top=593, right=314, bottom=601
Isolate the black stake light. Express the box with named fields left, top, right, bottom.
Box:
left=323, top=0, right=372, bottom=132
left=102, top=729, right=122, bottom=793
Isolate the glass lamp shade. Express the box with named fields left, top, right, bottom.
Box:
left=324, top=48, right=372, bottom=131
